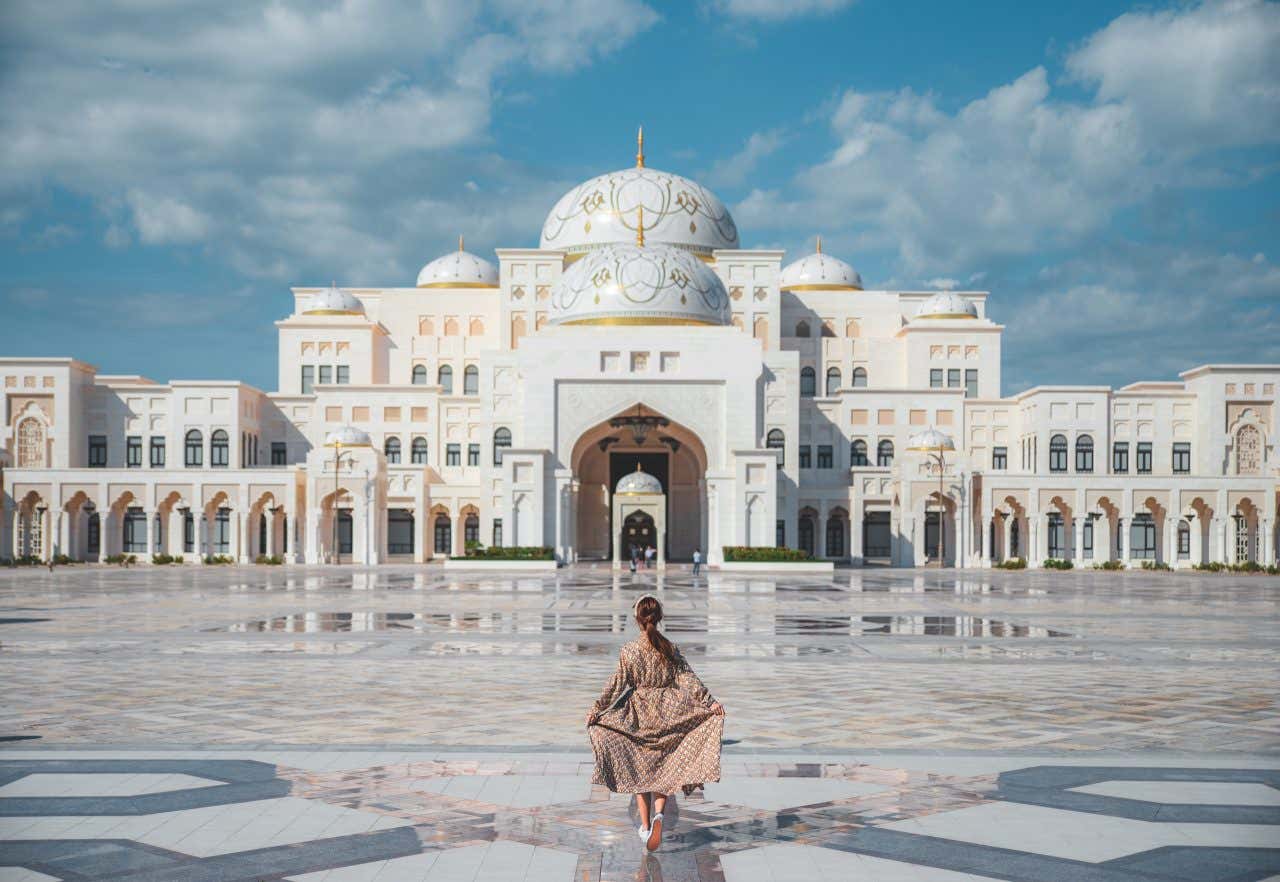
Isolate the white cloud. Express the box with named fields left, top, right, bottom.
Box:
left=923, top=277, right=958, bottom=290
left=126, top=191, right=212, bottom=244
left=735, top=0, right=1280, bottom=280
left=703, top=0, right=854, bottom=21
left=0, top=0, right=658, bottom=281
left=705, top=129, right=786, bottom=187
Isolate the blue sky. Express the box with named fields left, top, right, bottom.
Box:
left=2, top=0, right=1277, bottom=394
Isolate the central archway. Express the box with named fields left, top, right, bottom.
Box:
left=571, top=406, right=708, bottom=561
left=621, top=510, right=657, bottom=563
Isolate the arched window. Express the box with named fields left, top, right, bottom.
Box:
left=1049, top=434, right=1068, bottom=473
left=852, top=367, right=868, bottom=388
left=851, top=439, right=868, bottom=466
left=210, top=430, right=229, bottom=468
left=1075, top=434, right=1094, bottom=473
left=800, top=367, right=816, bottom=397
left=16, top=417, right=45, bottom=467
left=794, top=320, right=811, bottom=338
left=464, top=514, right=480, bottom=546
left=463, top=365, right=479, bottom=395
left=411, top=436, right=428, bottom=464
left=384, top=436, right=401, bottom=464
left=798, top=515, right=815, bottom=556
left=1236, top=424, right=1262, bottom=475
left=185, top=429, right=203, bottom=467
left=766, top=429, right=785, bottom=467
left=825, top=367, right=841, bottom=396
left=877, top=439, right=894, bottom=467
left=433, top=514, right=452, bottom=554
left=438, top=365, right=453, bottom=394
left=493, top=427, right=512, bottom=465
left=826, top=516, right=845, bottom=557
left=411, top=364, right=428, bottom=385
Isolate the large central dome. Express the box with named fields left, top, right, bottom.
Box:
left=540, top=130, right=739, bottom=260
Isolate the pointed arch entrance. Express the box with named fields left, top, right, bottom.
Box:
left=570, top=406, right=708, bottom=561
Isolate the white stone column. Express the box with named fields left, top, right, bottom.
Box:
left=817, top=510, right=828, bottom=560
left=1001, top=515, right=1012, bottom=561
left=1164, top=516, right=1177, bottom=567
left=1027, top=515, right=1042, bottom=568
left=1073, top=516, right=1085, bottom=566
left=851, top=498, right=865, bottom=567
left=57, top=510, right=69, bottom=560
left=1119, top=516, right=1130, bottom=567
left=981, top=515, right=992, bottom=566
left=1262, top=518, right=1273, bottom=566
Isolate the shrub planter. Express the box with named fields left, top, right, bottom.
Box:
left=443, top=558, right=558, bottom=571
left=717, top=560, right=835, bottom=573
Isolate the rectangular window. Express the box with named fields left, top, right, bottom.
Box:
left=1172, top=442, right=1191, bottom=474
left=964, top=369, right=978, bottom=398
left=1178, top=522, right=1191, bottom=557
left=1083, top=519, right=1094, bottom=558
left=492, top=518, right=503, bottom=548
left=776, top=520, right=785, bottom=548
left=1047, top=513, right=1065, bottom=559
left=88, top=435, right=108, bottom=468
left=122, top=507, right=148, bottom=553
left=929, top=369, right=943, bottom=388
left=149, top=436, right=165, bottom=468
left=467, top=443, right=480, bottom=466
left=336, top=365, right=350, bottom=384
left=817, top=445, right=833, bottom=469
left=1136, top=442, right=1152, bottom=474
left=947, top=368, right=961, bottom=388
left=301, top=365, right=314, bottom=394
left=183, top=512, right=194, bottom=553
left=1112, top=442, right=1129, bottom=474
left=271, top=442, right=287, bottom=465
left=446, top=443, right=461, bottom=466
left=1130, top=514, right=1156, bottom=559
left=798, top=445, right=812, bottom=469
left=992, top=446, right=1007, bottom=470
left=126, top=435, right=143, bottom=468
left=318, top=365, right=332, bottom=385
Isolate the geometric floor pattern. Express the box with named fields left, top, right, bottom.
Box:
left=0, top=563, right=1277, bottom=879
left=0, top=752, right=1276, bottom=880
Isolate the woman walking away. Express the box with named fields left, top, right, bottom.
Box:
left=586, top=594, right=725, bottom=852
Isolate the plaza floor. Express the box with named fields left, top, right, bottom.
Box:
left=0, top=564, right=1277, bottom=881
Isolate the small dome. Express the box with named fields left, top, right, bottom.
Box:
left=550, top=242, right=731, bottom=326
left=779, top=240, right=862, bottom=291
left=416, top=239, right=499, bottom=288
left=303, top=283, right=364, bottom=316
left=915, top=291, right=978, bottom=320
left=906, top=428, right=956, bottom=452
left=541, top=133, right=737, bottom=260
left=324, top=425, right=372, bottom=448
left=615, top=466, right=663, bottom=495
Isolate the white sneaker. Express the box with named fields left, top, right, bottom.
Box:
left=637, top=825, right=650, bottom=842
left=646, top=812, right=664, bottom=851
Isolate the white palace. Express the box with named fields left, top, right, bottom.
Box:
left=3, top=134, right=1278, bottom=569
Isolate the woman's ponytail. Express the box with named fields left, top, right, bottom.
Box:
left=634, top=595, right=677, bottom=664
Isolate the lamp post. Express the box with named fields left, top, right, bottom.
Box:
left=323, top=427, right=371, bottom=566
left=907, top=429, right=956, bottom=568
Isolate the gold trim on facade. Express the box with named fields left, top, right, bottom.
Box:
left=302, top=309, right=364, bottom=316
left=780, top=283, right=863, bottom=292
left=915, top=312, right=978, bottom=320
left=415, top=281, right=500, bottom=289
left=559, top=316, right=721, bottom=327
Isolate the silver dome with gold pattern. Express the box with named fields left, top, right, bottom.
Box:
left=550, top=235, right=731, bottom=326
left=540, top=129, right=738, bottom=261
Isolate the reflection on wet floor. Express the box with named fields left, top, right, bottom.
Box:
left=211, top=611, right=1072, bottom=638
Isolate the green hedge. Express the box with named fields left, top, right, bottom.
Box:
left=1194, top=561, right=1280, bottom=574
left=722, top=546, right=812, bottom=562
left=1094, top=559, right=1124, bottom=570
left=1042, top=558, right=1073, bottom=570
left=464, top=545, right=554, bottom=560
left=993, top=557, right=1027, bottom=570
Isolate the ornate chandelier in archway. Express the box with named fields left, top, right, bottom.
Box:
left=610, top=404, right=669, bottom=446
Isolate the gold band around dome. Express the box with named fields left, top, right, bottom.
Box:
left=416, top=281, right=500, bottom=289
left=324, top=441, right=372, bottom=448
left=303, top=309, right=364, bottom=316
left=558, top=316, right=722, bottom=326
left=616, top=490, right=663, bottom=496
left=780, top=283, right=863, bottom=292
left=916, top=312, right=977, bottom=319
left=561, top=247, right=717, bottom=265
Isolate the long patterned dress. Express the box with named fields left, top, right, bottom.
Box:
left=588, top=638, right=723, bottom=795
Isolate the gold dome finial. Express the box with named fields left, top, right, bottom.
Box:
left=635, top=462, right=643, bottom=471
left=636, top=126, right=645, bottom=168
left=458, top=234, right=464, bottom=252
left=636, top=204, right=645, bottom=247
left=816, top=235, right=822, bottom=254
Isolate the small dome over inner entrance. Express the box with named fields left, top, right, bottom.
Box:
left=615, top=466, right=663, bottom=495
